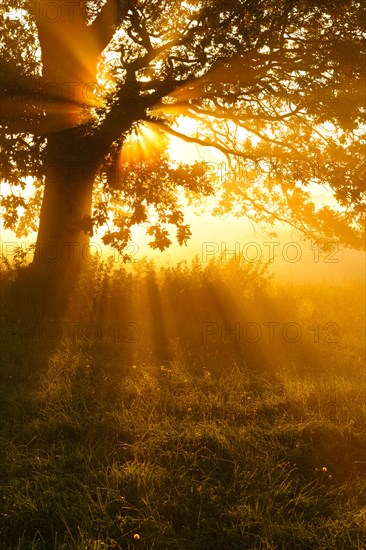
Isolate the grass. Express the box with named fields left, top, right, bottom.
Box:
left=0, top=255, right=365, bottom=549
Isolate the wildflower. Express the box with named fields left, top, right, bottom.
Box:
left=328, top=474, right=332, bottom=479
left=188, top=407, right=192, bottom=413
left=322, top=466, right=327, bottom=472
left=134, top=534, right=140, bottom=540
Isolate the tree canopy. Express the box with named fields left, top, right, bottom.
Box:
left=1, top=0, right=365, bottom=255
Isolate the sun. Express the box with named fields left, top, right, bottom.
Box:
left=119, top=121, right=168, bottom=164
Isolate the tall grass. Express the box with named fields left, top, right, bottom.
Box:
left=0, top=255, right=365, bottom=549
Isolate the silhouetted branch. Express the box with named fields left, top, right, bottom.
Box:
left=91, top=0, right=126, bottom=53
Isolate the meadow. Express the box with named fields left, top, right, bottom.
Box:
left=0, top=254, right=365, bottom=549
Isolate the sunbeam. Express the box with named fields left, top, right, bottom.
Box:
left=119, top=121, right=168, bottom=164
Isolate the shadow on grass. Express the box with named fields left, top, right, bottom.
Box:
left=1, top=256, right=365, bottom=548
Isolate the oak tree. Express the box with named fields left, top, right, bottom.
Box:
left=1, top=0, right=364, bottom=304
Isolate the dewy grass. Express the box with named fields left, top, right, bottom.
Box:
left=0, top=257, right=365, bottom=549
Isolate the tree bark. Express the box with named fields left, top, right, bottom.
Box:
left=28, top=0, right=123, bottom=318
left=31, top=129, right=99, bottom=319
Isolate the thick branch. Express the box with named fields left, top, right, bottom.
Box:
left=92, top=75, right=195, bottom=153
left=91, top=0, right=125, bottom=53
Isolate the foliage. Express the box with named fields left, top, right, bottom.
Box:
left=0, top=0, right=365, bottom=251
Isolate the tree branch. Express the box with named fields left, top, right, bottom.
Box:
left=91, top=0, right=125, bottom=53
left=151, top=122, right=257, bottom=160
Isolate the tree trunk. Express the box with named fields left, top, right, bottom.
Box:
left=28, top=0, right=125, bottom=319
left=32, top=130, right=99, bottom=320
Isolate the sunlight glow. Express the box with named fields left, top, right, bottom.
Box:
left=119, top=122, right=167, bottom=164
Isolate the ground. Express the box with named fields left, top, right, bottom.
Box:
left=0, top=257, right=365, bottom=549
